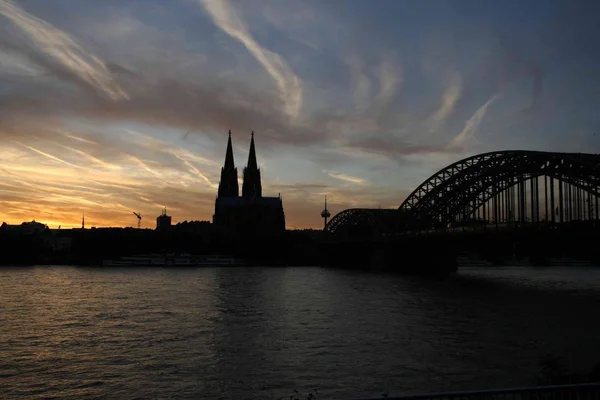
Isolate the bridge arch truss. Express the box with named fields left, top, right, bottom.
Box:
left=322, top=208, right=406, bottom=237
left=398, top=150, right=600, bottom=230
left=325, top=150, right=600, bottom=236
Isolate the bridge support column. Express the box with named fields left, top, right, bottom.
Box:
left=559, top=178, right=564, bottom=223
left=551, top=176, right=556, bottom=223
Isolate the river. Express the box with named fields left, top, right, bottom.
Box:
left=1, top=266, right=599, bottom=399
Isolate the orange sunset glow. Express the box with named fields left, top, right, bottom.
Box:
left=1, top=0, right=597, bottom=229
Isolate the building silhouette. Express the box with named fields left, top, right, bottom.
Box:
left=213, top=131, right=285, bottom=234
left=0, top=220, right=49, bottom=235
left=156, top=208, right=172, bottom=230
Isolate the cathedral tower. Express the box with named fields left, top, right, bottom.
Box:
left=242, top=132, right=262, bottom=198
left=214, top=131, right=285, bottom=233
left=217, top=130, right=239, bottom=197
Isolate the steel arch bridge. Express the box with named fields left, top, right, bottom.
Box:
left=325, top=150, right=600, bottom=236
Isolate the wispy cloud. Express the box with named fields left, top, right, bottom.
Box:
left=326, top=170, right=368, bottom=185
left=17, top=142, right=80, bottom=168
left=170, top=149, right=220, bottom=167
left=429, top=72, right=462, bottom=132
left=374, top=55, right=401, bottom=110
left=128, top=155, right=162, bottom=177
left=344, top=53, right=401, bottom=116
left=175, top=154, right=218, bottom=188
left=0, top=48, right=43, bottom=77
left=58, top=144, right=120, bottom=170
left=198, top=0, right=303, bottom=120
left=62, top=132, right=98, bottom=145
left=449, top=93, right=500, bottom=149
left=0, top=0, right=128, bottom=100
left=345, top=54, right=371, bottom=112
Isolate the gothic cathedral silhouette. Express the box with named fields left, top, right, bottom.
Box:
left=213, top=131, right=285, bottom=234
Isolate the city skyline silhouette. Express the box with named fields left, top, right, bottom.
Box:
left=1, top=0, right=600, bottom=229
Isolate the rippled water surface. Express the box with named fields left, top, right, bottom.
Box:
left=1, top=266, right=600, bottom=399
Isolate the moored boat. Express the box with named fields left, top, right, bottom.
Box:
left=102, top=254, right=243, bottom=267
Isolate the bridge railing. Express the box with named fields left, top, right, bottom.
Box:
left=349, top=383, right=600, bottom=400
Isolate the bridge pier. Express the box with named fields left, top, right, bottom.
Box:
left=322, top=237, right=458, bottom=276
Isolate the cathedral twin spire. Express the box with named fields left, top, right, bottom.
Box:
left=217, top=130, right=262, bottom=199
left=242, top=132, right=262, bottom=198
left=223, top=130, right=235, bottom=171
left=217, top=130, right=239, bottom=198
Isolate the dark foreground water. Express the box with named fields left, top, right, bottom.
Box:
left=1, top=266, right=600, bottom=399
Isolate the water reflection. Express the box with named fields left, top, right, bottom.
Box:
left=1, top=266, right=599, bottom=399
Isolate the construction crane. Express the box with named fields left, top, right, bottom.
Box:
left=133, top=212, right=142, bottom=229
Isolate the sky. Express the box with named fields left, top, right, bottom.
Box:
left=1, top=0, right=600, bottom=229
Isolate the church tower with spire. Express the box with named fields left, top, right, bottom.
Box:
left=242, top=132, right=262, bottom=198
left=217, top=130, right=239, bottom=197
left=213, top=130, right=285, bottom=234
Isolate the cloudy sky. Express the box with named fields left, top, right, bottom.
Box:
left=1, top=0, right=599, bottom=229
